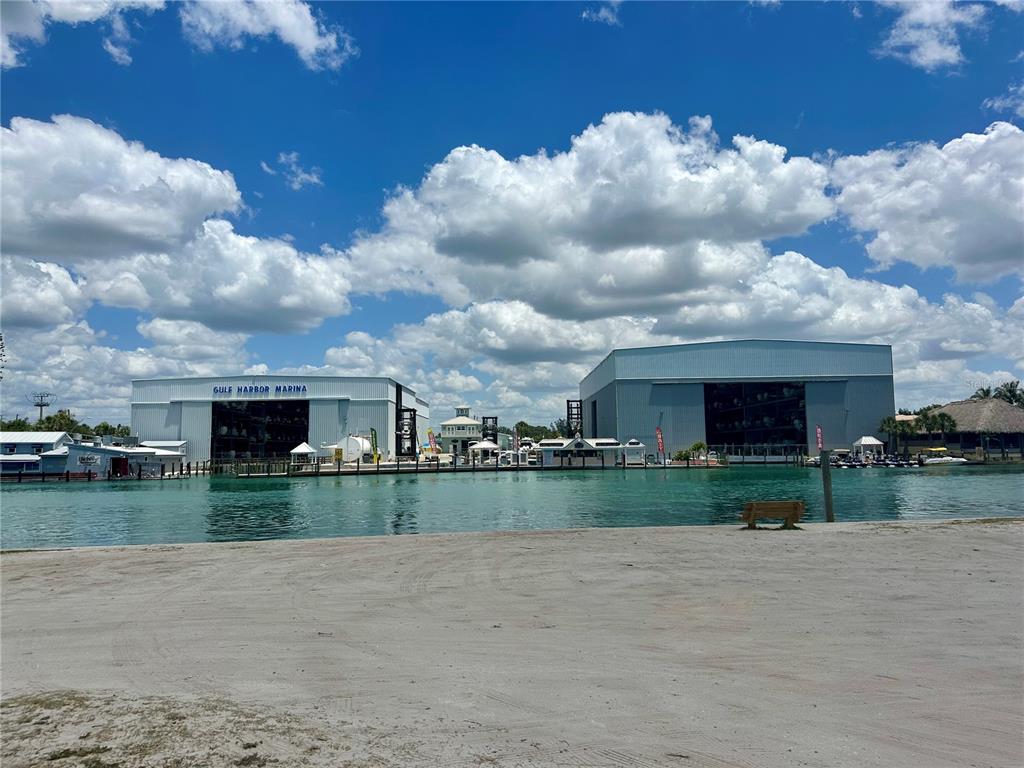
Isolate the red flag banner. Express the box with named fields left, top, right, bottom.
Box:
left=656, top=427, right=665, bottom=454
left=815, top=425, right=823, bottom=451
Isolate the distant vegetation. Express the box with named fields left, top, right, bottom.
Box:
left=513, top=420, right=566, bottom=440
left=672, top=442, right=709, bottom=463
left=0, top=409, right=130, bottom=437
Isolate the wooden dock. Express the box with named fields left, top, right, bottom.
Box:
left=236, top=457, right=726, bottom=479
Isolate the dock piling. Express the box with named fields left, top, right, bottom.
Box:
left=821, top=450, right=835, bottom=523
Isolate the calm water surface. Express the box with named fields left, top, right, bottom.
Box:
left=1, top=465, right=1022, bottom=549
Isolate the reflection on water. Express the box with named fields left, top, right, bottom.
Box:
left=1, top=465, right=1021, bottom=549
left=204, top=478, right=300, bottom=541
left=205, top=499, right=298, bottom=541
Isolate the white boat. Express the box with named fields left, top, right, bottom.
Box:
left=921, top=455, right=968, bottom=466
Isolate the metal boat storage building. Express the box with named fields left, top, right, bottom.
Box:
left=131, top=376, right=429, bottom=463
left=579, top=340, right=895, bottom=457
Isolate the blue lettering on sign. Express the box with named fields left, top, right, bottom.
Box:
left=235, top=385, right=271, bottom=395
left=213, top=383, right=308, bottom=396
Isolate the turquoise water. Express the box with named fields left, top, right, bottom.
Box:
left=1, top=465, right=1021, bottom=549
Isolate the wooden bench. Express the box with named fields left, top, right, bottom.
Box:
left=741, top=500, right=805, bottom=530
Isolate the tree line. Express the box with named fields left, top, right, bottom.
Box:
left=513, top=419, right=574, bottom=440
left=878, top=411, right=957, bottom=454
left=0, top=409, right=131, bottom=438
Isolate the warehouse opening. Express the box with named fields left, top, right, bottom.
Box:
left=703, top=382, right=806, bottom=449
left=211, top=400, right=310, bottom=459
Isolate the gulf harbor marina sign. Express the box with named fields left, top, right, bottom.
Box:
left=212, top=382, right=309, bottom=397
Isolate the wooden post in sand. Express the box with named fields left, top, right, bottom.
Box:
left=820, top=449, right=835, bottom=523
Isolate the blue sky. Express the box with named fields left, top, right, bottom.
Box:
left=1, top=0, right=1022, bottom=426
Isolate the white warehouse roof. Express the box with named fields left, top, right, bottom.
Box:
left=0, top=432, right=70, bottom=445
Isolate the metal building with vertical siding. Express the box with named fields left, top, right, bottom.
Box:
left=579, top=340, right=894, bottom=457
left=131, top=376, right=429, bottom=463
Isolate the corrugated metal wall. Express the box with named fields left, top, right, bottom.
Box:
left=131, top=402, right=181, bottom=441
left=613, top=382, right=661, bottom=455
left=341, top=401, right=389, bottom=455
left=580, top=353, right=617, bottom=400
left=181, top=402, right=212, bottom=462
left=804, top=381, right=847, bottom=452
left=308, top=400, right=344, bottom=450
left=582, top=381, right=617, bottom=438
left=647, top=383, right=706, bottom=454
left=610, top=340, right=893, bottom=381
left=844, top=376, right=896, bottom=446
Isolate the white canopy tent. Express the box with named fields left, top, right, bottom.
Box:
left=468, top=439, right=500, bottom=464
left=852, top=435, right=884, bottom=455
left=289, top=442, right=317, bottom=464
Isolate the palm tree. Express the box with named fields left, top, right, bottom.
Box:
left=933, top=413, right=957, bottom=446
left=914, top=410, right=939, bottom=447
left=896, top=419, right=915, bottom=457
left=994, top=380, right=1023, bottom=408
left=879, top=416, right=900, bottom=453
left=971, top=386, right=992, bottom=399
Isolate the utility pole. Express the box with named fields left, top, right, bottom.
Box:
left=28, top=392, right=56, bottom=423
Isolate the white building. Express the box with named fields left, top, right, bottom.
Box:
left=439, top=406, right=482, bottom=455
left=537, top=436, right=626, bottom=465
left=131, top=376, right=429, bottom=463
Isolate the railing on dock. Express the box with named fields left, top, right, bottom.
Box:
left=708, top=444, right=807, bottom=466
left=231, top=449, right=729, bottom=479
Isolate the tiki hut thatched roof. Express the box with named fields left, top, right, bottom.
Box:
left=929, top=399, right=1024, bottom=433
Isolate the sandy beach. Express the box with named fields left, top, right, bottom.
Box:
left=2, top=520, right=1022, bottom=767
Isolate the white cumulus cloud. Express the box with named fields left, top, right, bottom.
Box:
left=82, top=219, right=353, bottom=332
left=1, top=0, right=355, bottom=72
left=983, top=81, right=1024, bottom=119
left=1, top=114, right=242, bottom=261
left=0, top=256, right=90, bottom=328
left=832, top=121, right=1024, bottom=282
left=0, top=319, right=248, bottom=425
left=342, top=112, right=834, bottom=320
left=1, top=0, right=164, bottom=68
left=180, top=0, right=357, bottom=71
left=876, top=0, right=986, bottom=71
